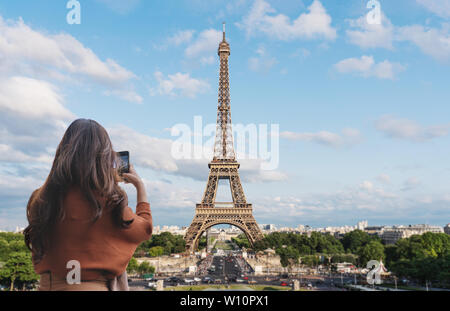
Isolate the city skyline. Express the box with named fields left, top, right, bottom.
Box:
left=1, top=0, right=450, bottom=231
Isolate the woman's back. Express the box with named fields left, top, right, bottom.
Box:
left=24, top=119, right=153, bottom=290
left=33, top=185, right=152, bottom=281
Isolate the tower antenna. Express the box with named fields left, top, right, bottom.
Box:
left=223, top=21, right=226, bottom=41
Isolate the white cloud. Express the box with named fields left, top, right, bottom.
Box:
left=103, top=89, right=143, bottom=104
left=109, top=125, right=179, bottom=173
left=0, top=144, right=45, bottom=163
left=252, top=177, right=448, bottom=226
left=345, top=10, right=450, bottom=63
left=0, top=16, right=135, bottom=85
left=346, top=13, right=395, bottom=50
left=281, top=128, right=363, bottom=148
left=0, top=169, right=44, bottom=197
left=167, top=30, right=195, bottom=46
left=397, top=24, right=450, bottom=63
left=360, top=181, right=374, bottom=192
left=109, top=125, right=287, bottom=183
left=200, top=56, right=215, bottom=65
left=0, top=76, right=74, bottom=160
left=0, top=15, right=141, bottom=103
left=142, top=179, right=199, bottom=210
left=185, top=29, right=223, bottom=58
left=416, top=0, right=450, bottom=18
left=237, top=0, right=336, bottom=41
left=0, top=76, right=73, bottom=120
left=150, top=71, right=210, bottom=98
left=239, top=159, right=287, bottom=183
left=248, top=46, right=277, bottom=72
left=334, top=55, right=405, bottom=80
left=253, top=180, right=406, bottom=224
left=375, top=115, right=450, bottom=142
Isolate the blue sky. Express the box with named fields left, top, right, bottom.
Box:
left=0, top=0, right=449, bottom=231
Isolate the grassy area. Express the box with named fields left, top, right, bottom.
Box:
left=213, top=241, right=233, bottom=251
left=250, top=285, right=295, bottom=291
left=163, top=284, right=292, bottom=291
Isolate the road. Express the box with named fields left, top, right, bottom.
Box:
left=129, top=254, right=355, bottom=291
left=207, top=255, right=243, bottom=281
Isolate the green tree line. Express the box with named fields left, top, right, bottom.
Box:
left=134, top=232, right=186, bottom=257
left=237, top=230, right=449, bottom=286
left=0, top=232, right=39, bottom=291
left=126, top=257, right=156, bottom=275
left=385, top=232, right=450, bottom=287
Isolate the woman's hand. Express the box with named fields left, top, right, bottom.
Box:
left=122, top=165, right=148, bottom=204
left=122, top=165, right=143, bottom=188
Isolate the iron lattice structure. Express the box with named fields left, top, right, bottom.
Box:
left=184, top=24, right=264, bottom=253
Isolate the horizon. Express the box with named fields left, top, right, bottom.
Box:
left=2, top=221, right=448, bottom=233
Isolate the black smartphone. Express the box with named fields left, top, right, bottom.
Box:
left=116, top=151, right=130, bottom=176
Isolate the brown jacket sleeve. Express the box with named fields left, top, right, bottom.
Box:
left=121, top=202, right=153, bottom=243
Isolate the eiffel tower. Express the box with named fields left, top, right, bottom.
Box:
left=184, top=23, right=264, bottom=253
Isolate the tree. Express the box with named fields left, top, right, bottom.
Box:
left=8, top=240, right=28, bottom=253
left=384, top=245, right=399, bottom=267
left=389, top=234, right=450, bottom=286
left=197, top=236, right=207, bottom=250
left=420, top=232, right=450, bottom=258
left=301, top=255, right=320, bottom=267
left=137, top=261, right=155, bottom=275
left=298, top=244, right=311, bottom=255
left=0, top=252, right=39, bottom=291
left=133, top=233, right=189, bottom=257
left=277, top=246, right=299, bottom=269
left=341, top=230, right=374, bottom=253
left=148, top=246, right=164, bottom=257
left=0, top=238, right=9, bottom=262
left=126, top=257, right=139, bottom=274
left=173, top=238, right=186, bottom=254
left=163, top=241, right=173, bottom=255
left=358, top=241, right=385, bottom=267
left=231, top=234, right=250, bottom=249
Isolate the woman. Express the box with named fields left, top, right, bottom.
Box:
left=24, top=119, right=153, bottom=291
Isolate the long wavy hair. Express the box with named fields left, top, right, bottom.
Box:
left=24, top=119, right=131, bottom=263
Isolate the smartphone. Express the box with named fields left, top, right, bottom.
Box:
left=116, top=151, right=130, bottom=176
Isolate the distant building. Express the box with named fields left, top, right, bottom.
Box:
left=357, top=220, right=368, bottom=230
left=296, top=225, right=305, bottom=232
left=259, top=224, right=277, bottom=232
left=364, top=226, right=385, bottom=237
left=445, top=224, right=450, bottom=235
left=153, top=225, right=186, bottom=236
left=381, top=224, right=444, bottom=245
